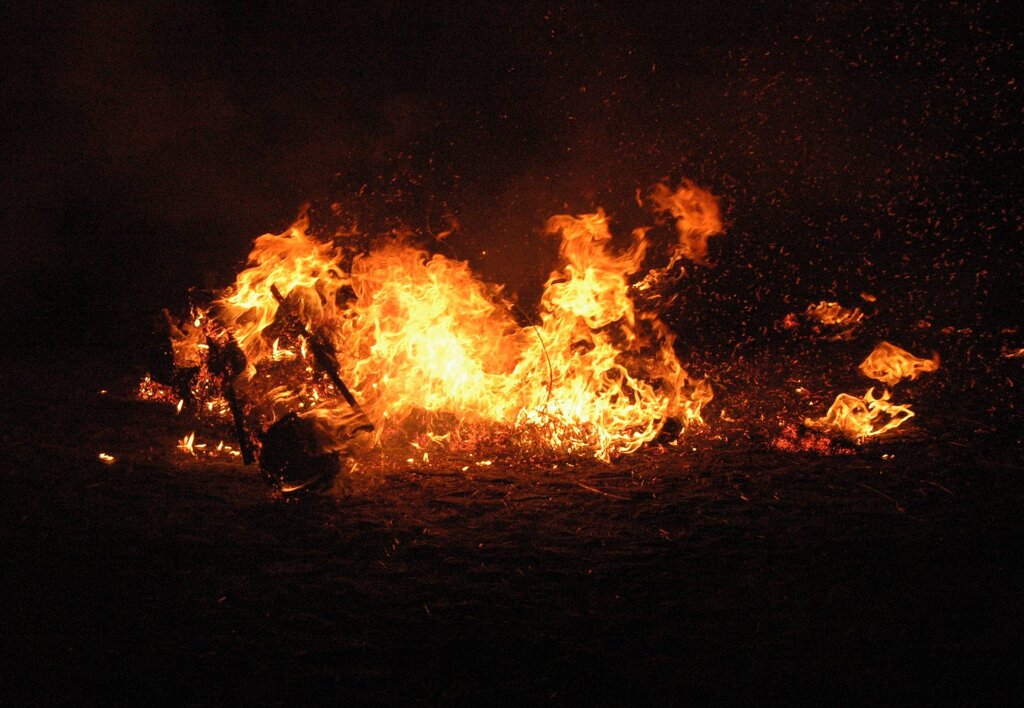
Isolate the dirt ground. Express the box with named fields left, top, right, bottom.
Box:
left=2, top=350, right=1022, bottom=705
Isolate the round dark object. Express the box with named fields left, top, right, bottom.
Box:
left=259, top=413, right=341, bottom=494
left=655, top=416, right=683, bottom=445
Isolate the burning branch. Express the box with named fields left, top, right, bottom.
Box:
left=206, top=334, right=258, bottom=464
left=269, top=284, right=374, bottom=434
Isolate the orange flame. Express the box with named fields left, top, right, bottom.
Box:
left=167, top=183, right=716, bottom=462
left=649, top=180, right=723, bottom=266
left=859, top=341, right=939, bottom=386
left=805, top=388, right=915, bottom=442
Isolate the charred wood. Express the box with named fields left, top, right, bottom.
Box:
left=206, top=335, right=258, bottom=465
left=269, top=284, right=373, bottom=433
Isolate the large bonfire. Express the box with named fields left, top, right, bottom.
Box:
left=153, top=181, right=723, bottom=476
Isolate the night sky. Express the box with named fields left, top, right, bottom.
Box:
left=2, top=1, right=1020, bottom=351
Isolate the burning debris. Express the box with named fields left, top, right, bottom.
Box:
left=804, top=300, right=866, bottom=340
left=178, top=431, right=196, bottom=456
left=805, top=301, right=865, bottom=329
left=858, top=341, right=940, bottom=386
left=804, top=388, right=915, bottom=443
left=143, top=181, right=721, bottom=488
left=806, top=341, right=940, bottom=443
left=138, top=374, right=177, bottom=403
left=141, top=173, right=955, bottom=471
left=782, top=300, right=868, bottom=341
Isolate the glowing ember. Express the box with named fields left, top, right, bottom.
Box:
left=805, top=388, right=915, bottom=442
left=178, top=431, right=196, bottom=456
left=138, top=374, right=177, bottom=404
left=151, top=181, right=718, bottom=464
left=98, top=452, right=116, bottom=464
left=859, top=341, right=940, bottom=386
left=787, top=300, right=868, bottom=341
left=773, top=424, right=851, bottom=455
left=805, top=301, right=865, bottom=328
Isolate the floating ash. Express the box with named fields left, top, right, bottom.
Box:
left=144, top=181, right=721, bottom=485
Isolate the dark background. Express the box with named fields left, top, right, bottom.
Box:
left=2, top=0, right=1020, bottom=354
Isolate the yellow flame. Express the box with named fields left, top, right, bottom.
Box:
left=859, top=341, right=939, bottom=386
left=98, top=452, right=115, bottom=464
left=166, top=184, right=716, bottom=461
left=805, top=388, right=915, bottom=442
left=178, top=431, right=196, bottom=456
left=164, top=307, right=207, bottom=368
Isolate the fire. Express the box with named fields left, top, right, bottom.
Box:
left=859, top=341, right=940, bottom=386
left=649, top=179, right=723, bottom=266
left=518, top=209, right=712, bottom=458
left=783, top=300, right=867, bottom=341
left=178, top=431, right=196, bottom=456
left=805, top=341, right=938, bottom=442
left=138, top=373, right=177, bottom=403
left=805, top=388, right=915, bottom=442
left=805, top=301, right=864, bottom=328
left=157, top=181, right=717, bottom=465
